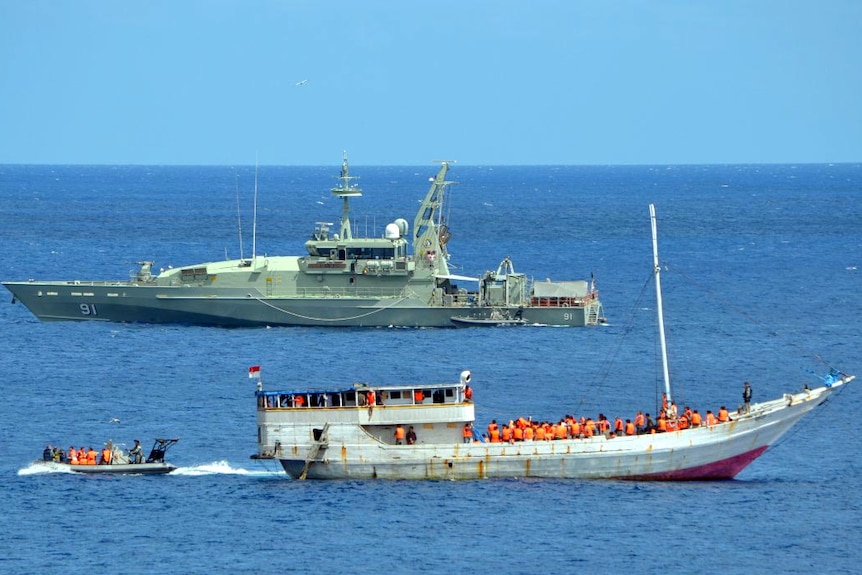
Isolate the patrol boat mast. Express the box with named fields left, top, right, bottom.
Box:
left=332, top=152, right=362, bottom=241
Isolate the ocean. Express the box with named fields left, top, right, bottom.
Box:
left=1, top=163, right=860, bottom=574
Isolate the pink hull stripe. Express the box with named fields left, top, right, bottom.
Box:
left=622, top=446, right=770, bottom=481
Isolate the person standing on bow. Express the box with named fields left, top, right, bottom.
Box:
left=743, top=381, right=753, bottom=413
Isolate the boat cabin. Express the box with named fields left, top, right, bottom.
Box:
left=256, top=381, right=468, bottom=411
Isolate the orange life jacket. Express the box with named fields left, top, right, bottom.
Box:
left=395, top=426, right=405, bottom=440
left=625, top=421, right=636, bottom=435
left=554, top=424, right=567, bottom=440
left=718, top=408, right=729, bottom=422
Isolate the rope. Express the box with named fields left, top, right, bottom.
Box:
left=665, top=262, right=839, bottom=372
left=576, top=271, right=656, bottom=412
left=251, top=294, right=412, bottom=323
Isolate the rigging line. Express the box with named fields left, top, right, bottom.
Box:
left=251, top=295, right=412, bottom=322
left=664, top=262, right=837, bottom=370
left=770, top=383, right=850, bottom=451
left=575, top=271, right=655, bottom=412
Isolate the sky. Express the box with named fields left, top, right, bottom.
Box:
left=1, top=0, right=860, bottom=166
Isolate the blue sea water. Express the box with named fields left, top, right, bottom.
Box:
left=0, top=163, right=860, bottom=574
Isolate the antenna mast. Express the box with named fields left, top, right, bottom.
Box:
left=252, top=158, right=259, bottom=261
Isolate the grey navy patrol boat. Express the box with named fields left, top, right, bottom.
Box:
left=3, top=158, right=604, bottom=328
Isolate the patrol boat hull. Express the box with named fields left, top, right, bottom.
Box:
left=3, top=278, right=598, bottom=327
left=3, top=159, right=604, bottom=328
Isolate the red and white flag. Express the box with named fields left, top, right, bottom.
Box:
left=248, top=365, right=261, bottom=379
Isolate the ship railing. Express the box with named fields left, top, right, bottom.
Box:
left=529, top=296, right=595, bottom=308
left=257, top=382, right=467, bottom=411
left=291, top=286, right=412, bottom=299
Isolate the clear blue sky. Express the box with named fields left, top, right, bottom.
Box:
left=1, top=1, right=860, bottom=165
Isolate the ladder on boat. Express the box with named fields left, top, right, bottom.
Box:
left=587, top=302, right=604, bottom=326
left=298, top=423, right=329, bottom=480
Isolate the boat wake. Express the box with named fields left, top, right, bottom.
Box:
left=18, top=462, right=75, bottom=476
left=170, top=460, right=280, bottom=477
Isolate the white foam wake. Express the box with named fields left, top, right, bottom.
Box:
left=18, top=462, right=75, bottom=475
left=170, top=460, right=280, bottom=477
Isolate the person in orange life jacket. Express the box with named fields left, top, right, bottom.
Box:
left=462, top=423, right=473, bottom=443
left=634, top=411, right=645, bottom=434
left=394, top=425, right=405, bottom=445
left=718, top=406, right=730, bottom=422
left=464, top=384, right=473, bottom=402
left=487, top=420, right=499, bottom=442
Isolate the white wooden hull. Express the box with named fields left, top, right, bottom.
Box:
left=259, top=377, right=850, bottom=481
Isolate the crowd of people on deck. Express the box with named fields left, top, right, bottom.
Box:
left=476, top=385, right=748, bottom=444
left=41, top=439, right=145, bottom=465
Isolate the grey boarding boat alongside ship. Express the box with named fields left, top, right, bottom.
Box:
left=3, top=157, right=604, bottom=328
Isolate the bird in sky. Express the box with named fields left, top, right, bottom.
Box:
left=296, top=79, right=308, bottom=86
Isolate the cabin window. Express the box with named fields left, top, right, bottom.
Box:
left=180, top=267, right=208, bottom=281
left=389, top=391, right=402, bottom=400
left=345, top=247, right=395, bottom=260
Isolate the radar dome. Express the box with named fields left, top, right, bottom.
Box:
left=384, top=223, right=401, bottom=239
left=394, top=218, right=409, bottom=236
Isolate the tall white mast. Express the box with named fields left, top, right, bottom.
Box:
left=235, top=176, right=245, bottom=261
left=252, top=158, right=259, bottom=262
left=650, top=204, right=672, bottom=404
